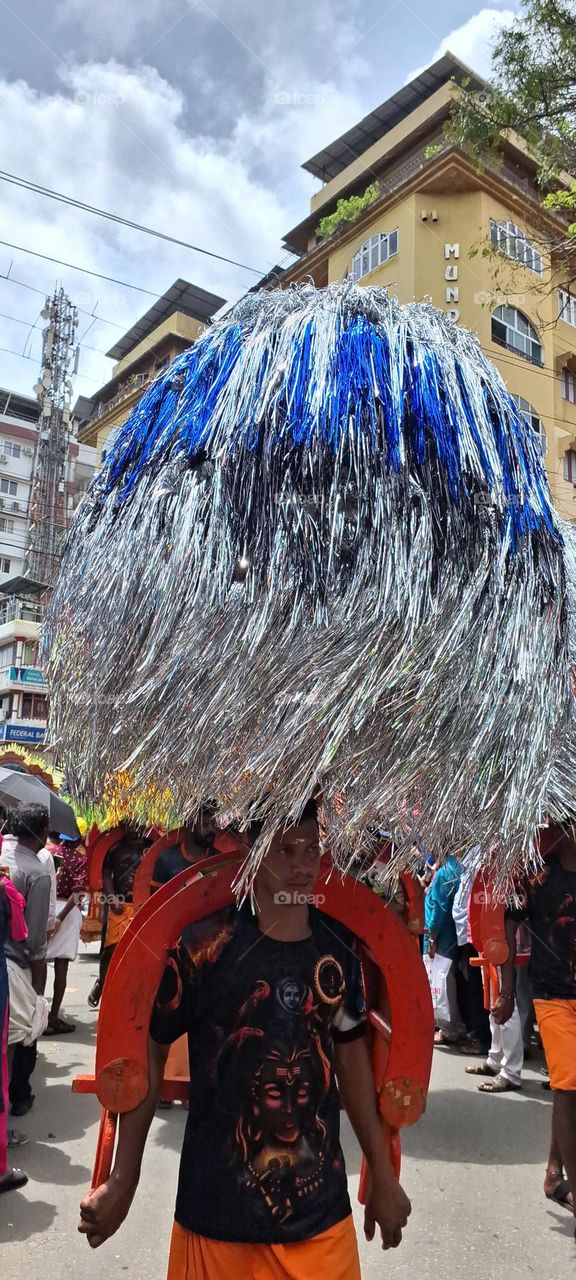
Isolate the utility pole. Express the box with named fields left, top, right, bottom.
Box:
left=27, top=287, right=79, bottom=586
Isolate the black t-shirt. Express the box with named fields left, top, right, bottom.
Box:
left=151, top=839, right=188, bottom=890
left=150, top=903, right=366, bottom=1244
left=510, top=855, right=576, bottom=999
left=151, top=843, right=189, bottom=891
left=103, top=840, right=145, bottom=903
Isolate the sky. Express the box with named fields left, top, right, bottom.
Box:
left=0, top=0, right=519, bottom=397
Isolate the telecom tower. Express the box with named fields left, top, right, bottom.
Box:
left=27, top=287, right=79, bottom=586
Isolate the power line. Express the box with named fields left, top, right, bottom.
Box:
left=0, top=239, right=163, bottom=299
left=0, top=342, right=100, bottom=383
left=0, top=308, right=109, bottom=356
left=0, top=272, right=127, bottom=330
left=0, top=170, right=265, bottom=276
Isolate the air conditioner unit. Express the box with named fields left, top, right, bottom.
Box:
left=0, top=455, right=8, bottom=465
left=23, top=448, right=33, bottom=457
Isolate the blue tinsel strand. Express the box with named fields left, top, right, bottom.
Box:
left=43, top=283, right=575, bottom=886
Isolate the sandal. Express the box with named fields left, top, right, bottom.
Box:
left=434, top=1031, right=462, bottom=1046
left=87, top=984, right=101, bottom=1009
left=465, top=1062, right=498, bottom=1077
left=459, top=1038, right=488, bottom=1056
left=0, top=1169, right=28, bottom=1194
left=44, top=1017, right=75, bottom=1035
left=7, top=1130, right=29, bottom=1149
left=544, top=1175, right=574, bottom=1211
left=478, top=1076, right=521, bottom=1093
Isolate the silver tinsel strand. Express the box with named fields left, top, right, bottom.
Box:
left=43, top=283, right=576, bottom=886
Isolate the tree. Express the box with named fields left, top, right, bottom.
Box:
left=449, top=0, right=576, bottom=308
left=452, top=1, right=576, bottom=196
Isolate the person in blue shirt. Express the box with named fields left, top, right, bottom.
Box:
left=425, top=855, right=465, bottom=1045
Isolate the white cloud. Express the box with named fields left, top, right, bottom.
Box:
left=0, top=53, right=366, bottom=397
left=407, top=6, right=518, bottom=82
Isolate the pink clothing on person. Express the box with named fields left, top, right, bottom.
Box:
left=0, top=877, right=26, bottom=1178
left=0, top=1003, right=8, bottom=1178
left=3, top=878, right=27, bottom=942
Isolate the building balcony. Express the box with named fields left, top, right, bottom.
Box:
left=0, top=597, right=42, bottom=626
left=284, top=136, right=547, bottom=263
left=90, top=371, right=152, bottom=427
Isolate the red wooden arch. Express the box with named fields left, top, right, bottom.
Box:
left=75, top=855, right=434, bottom=1187
left=86, top=826, right=126, bottom=894
left=132, top=828, right=246, bottom=910
left=132, top=829, right=185, bottom=909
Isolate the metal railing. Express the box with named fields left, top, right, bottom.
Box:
left=90, top=371, right=152, bottom=425
left=311, top=137, right=544, bottom=253
left=0, top=598, right=43, bottom=626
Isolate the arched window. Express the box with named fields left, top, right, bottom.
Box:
left=352, top=229, right=398, bottom=282
left=490, top=220, right=543, bottom=274
left=491, top=305, right=543, bottom=366
left=511, top=394, right=546, bottom=455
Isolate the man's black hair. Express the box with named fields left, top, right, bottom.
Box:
left=248, top=797, right=318, bottom=838
left=6, top=803, right=50, bottom=840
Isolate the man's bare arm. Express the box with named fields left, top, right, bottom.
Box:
left=335, top=1035, right=411, bottom=1250
left=492, top=916, right=517, bottom=1025
left=78, top=1037, right=170, bottom=1248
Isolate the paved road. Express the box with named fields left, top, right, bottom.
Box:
left=1, top=945, right=575, bottom=1278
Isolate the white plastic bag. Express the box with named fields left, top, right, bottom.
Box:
left=423, top=951, right=452, bottom=1026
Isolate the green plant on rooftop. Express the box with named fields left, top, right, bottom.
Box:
left=317, top=183, right=380, bottom=240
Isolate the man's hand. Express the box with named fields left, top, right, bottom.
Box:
left=491, top=991, right=514, bottom=1026
left=109, top=897, right=124, bottom=916
left=364, top=1170, right=412, bottom=1250
left=427, top=936, right=436, bottom=958
left=48, top=918, right=62, bottom=939
left=78, top=1172, right=137, bottom=1248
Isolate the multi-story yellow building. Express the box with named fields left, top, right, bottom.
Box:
left=76, top=278, right=225, bottom=460
left=280, top=52, right=576, bottom=521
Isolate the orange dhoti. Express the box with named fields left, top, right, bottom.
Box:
left=166, top=1215, right=360, bottom=1280
left=165, top=1034, right=189, bottom=1082
left=104, top=903, right=135, bottom=948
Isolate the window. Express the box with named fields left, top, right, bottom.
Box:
left=23, top=641, right=37, bottom=666
left=0, top=518, right=14, bottom=534
left=511, top=395, right=546, bottom=454
left=21, top=693, right=47, bottom=721
left=101, top=425, right=122, bottom=463
left=352, top=229, right=398, bottom=281
left=0, top=558, right=10, bottom=574
left=491, top=306, right=543, bottom=365
left=562, top=368, right=576, bottom=404
left=490, top=220, right=543, bottom=274
left=564, top=449, right=576, bottom=484
left=2, top=441, right=21, bottom=459
left=559, top=289, right=576, bottom=328
left=0, top=478, right=17, bottom=496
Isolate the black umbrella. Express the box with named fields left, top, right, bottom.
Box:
left=0, top=767, right=80, bottom=839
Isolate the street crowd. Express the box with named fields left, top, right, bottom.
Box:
left=1, top=802, right=576, bottom=1277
